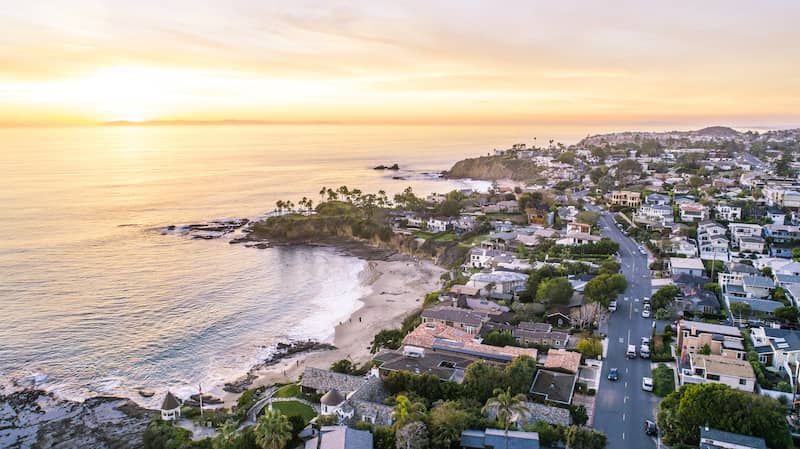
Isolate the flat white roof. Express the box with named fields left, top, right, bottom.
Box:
left=670, top=257, right=705, bottom=270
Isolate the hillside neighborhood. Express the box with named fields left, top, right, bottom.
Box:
left=148, top=127, right=800, bottom=449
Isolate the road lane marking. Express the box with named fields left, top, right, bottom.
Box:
left=622, top=432, right=625, bottom=440
left=623, top=413, right=626, bottom=422
left=625, top=381, right=628, bottom=388
left=627, top=329, right=631, bottom=345
left=618, top=337, right=624, bottom=344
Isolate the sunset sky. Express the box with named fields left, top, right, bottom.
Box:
left=2, top=0, right=799, bottom=126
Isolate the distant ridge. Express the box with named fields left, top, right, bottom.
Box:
left=102, top=119, right=342, bottom=126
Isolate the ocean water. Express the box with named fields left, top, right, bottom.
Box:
left=1, top=124, right=570, bottom=406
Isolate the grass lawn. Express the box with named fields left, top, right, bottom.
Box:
left=414, top=231, right=458, bottom=242
left=270, top=400, right=317, bottom=424
left=273, top=384, right=300, bottom=399
left=652, top=364, right=676, bottom=397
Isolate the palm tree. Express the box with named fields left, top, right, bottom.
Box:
left=275, top=200, right=284, bottom=213
left=482, top=388, right=530, bottom=449
left=253, top=408, right=292, bottom=449
left=392, top=394, right=426, bottom=429
left=319, top=186, right=327, bottom=204
left=212, top=420, right=239, bottom=449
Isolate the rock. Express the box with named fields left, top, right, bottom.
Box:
left=373, top=163, right=400, bottom=170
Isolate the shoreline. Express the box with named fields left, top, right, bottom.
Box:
left=220, top=253, right=443, bottom=407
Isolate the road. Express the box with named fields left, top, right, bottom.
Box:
left=589, top=206, right=661, bottom=448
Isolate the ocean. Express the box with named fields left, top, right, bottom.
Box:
left=2, top=124, right=582, bottom=406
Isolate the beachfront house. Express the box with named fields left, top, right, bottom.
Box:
left=467, top=270, right=528, bottom=299
left=421, top=305, right=486, bottom=335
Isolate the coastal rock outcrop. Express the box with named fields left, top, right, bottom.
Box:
left=443, top=155, right=541, bottom=181
left=223, top=341, right=336, bottom=393
left=0, top=389, right=156, bottom=449
left=373, top=163, right=400, bottom=170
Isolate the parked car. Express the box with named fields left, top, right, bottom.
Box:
left=608, top=368, right=619, bottom=381
left=626, top=344, right=637, bottom=358
left=640, top=343, right=650, bottom=359
left=645, top=420, right=658, bottom=436
left=641, top=336, right=651, bottom=346
left=642, top=305, right=651, bottom=318
left=609, top=300, right=617, bottom=312
left=642, top=377, right=654, bottom=391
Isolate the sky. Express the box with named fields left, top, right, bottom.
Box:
left=1, top=0, right=799, bottom=126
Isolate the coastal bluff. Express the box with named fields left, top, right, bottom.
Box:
left=443, top=155, right=541, bottom=181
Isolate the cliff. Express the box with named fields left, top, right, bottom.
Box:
left=443, top=156, right=542, bottom=181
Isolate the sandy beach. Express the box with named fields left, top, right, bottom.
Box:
left=221, top=255, right=443, bottom=406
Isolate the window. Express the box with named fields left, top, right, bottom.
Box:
left=739, top=379, right=747, bottom=385
left=707, top=374, right=720, bottom=381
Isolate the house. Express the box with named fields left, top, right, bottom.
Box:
left=427, top=217, right=453, bottom=233
left=645, top=193, right=671, bottom=206
left=421, top=305, right=487, bottom=335
left=680, top=353, right=755, bottom=392
left=670, top=237, right=698, bottom=257
left=738, top=236, right=765, bottom=253
left=669, top=257, right=706, bottom=278
left=468, top=271, right=528, bottom=298
left=699, top=427, right=767, bottom=449
left=677, top=320, right=746, bottom=361
left=373, top=346, right=472, bottom=383
left=715, top=203, right=742, bottom=221
left=160, top=391, right=181, bottom=421
left=566, top=222, right=591, bottom=234
left=461, top=428, right=540, bottom=449
left=402, top=321, right=537, bottom=364
left=634, top=204, right=674, bottom=228
left=556, top=232, right=601, bottom=246
left=680, top=202, right=708, bottom=222
left=770, top=243, right=796, bottom=258
left=305, top=426, right=373, bottom=449
left=763, top=224, right=800, bottom=243
left=750, top=327, right=800, bottom=383
left=543, top=349, right=581, bottom=374
left=728, top=223, right=762, bottom=246
left=766, top=207, right=786, bottom=225
left=609, top=190, right=642, bottom=208
left=468, top=248, right=517, bottom=269
left=526, top=207, right=554, bottom=226
left=496, top=200, right=520, bottom=213
left=697, top=221, right=726, bottom=239
left=677, top=289, right=721, bottom=316
left=698, top=236, right=730, bottom=262
left=300, top=367, right=367, bottom=396
left=512, top=322, right=570, bottom=348
left=530, top=369, right=576, bottom=406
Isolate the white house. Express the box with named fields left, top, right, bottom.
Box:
left=670, top=237, right=698, bottom=258
left=715, top=203, right=742, bottom=221
left=556, top=232, right=601, bottom=246
left=738, top=236, right=765, bottom=254
left=427, top=217, right=453, bottom=233
left=634, top=204, right=674, bottom=228
left=468, top=270, right=528, bottom=297
left=679, top=202, right=708, bottom=222
left=729, top=223, right=762, bottom=246
left=698, top=236, right=730, bottom=262
left=750, top=327, right=800, bottom=389
left=680, top=353, right=755, bottom=392
left=319, top=388, right=351, bottom=419
left=160, top=392, right=181, bottom=421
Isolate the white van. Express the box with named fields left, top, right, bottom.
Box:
left=609, top=300, right=617, bottom=312
left=626, top=345, right=637, bottom=358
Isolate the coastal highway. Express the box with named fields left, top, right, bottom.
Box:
left=588, top=205, right=661, bottom=448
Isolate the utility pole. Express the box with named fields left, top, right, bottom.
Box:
left=199, top=383, right=204, bottom=418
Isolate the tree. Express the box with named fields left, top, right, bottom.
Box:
left=699, top=344, right=711, bottom=355
left=598, top=260, right=620, bottom=275
left=429, top=401, right=470, bottom=449
left=254, top=409, right=292, bottom=449
left=211, top=420, right=239, bottom=449
left=143, top=419, right=191, bottom=449
left=589, top=166, right=608, bottom=184
left=576, top=338, right=603, bottom=358
left=651, top=285, right=680, bottom=311
left=518, top=192, right=546, bottom=211
left=482, top=388, right=531, bottom=449
left=395, top=422, right=429, bottom=449
left=463, top=362, right=508, bottom=404
left=373, top=426, right=397, bottom=449
left=657, top=383, right=792, bottom=449
left=503, top=355, right=538, bottom=396
left=615, top=159, right=643, bottom=184
left=535, top=277, right=574, bottom=305
left=793, top=247, right=800, bottom=261
left=574, top=211, right=600, bottom=227
left=570, top=405, right=589, bottom=427
left=774, top=306, right=799, bottom=323
left=730, top=302, right=752, bottom=320
left=330, top=359, right=355, bottom=374
left=523, top=421, right=564, bottom=447
left=703, top=282, right=721, bottom=299
left=570, top=303, right=608, bottom=331
left=371, top=329, right=404, bottom=353
left=564, top=426, right=607, bottom=449
left=392, top=395, right=427, bottom=429
left=482, top=330, right=517, bottom=347
left=584, top=274, right=627, bottom=307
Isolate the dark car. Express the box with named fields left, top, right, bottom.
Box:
left=645, top=420, right=658, bottom=436
left=608, top=368, right=619, bottom=381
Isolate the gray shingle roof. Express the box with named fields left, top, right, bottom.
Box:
left=422, top=305, right=486, bottom=327
left=300, top=367, right=366, bottom=394
left=461, top=429, right=540, bottom=449
left=305, top=426, right=373, bottom=449
left=700, top=427, right=766, bottom=449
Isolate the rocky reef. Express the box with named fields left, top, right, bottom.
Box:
left=443, top=155, right=541, bottom=181
left=0, top=389, right=156, bottom=449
